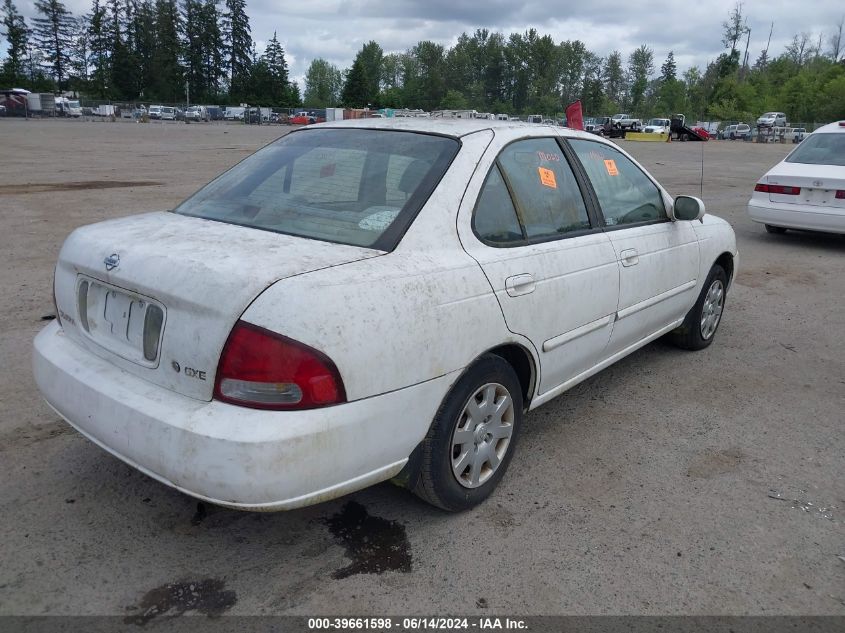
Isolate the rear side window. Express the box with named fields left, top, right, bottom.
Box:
left=473, top=166, right=524, bottom=244
left=568, top=139, right=667, bottom=227
left=495, top=138, right=591, bottom=240
left=175, top=129, right=458, bottom=249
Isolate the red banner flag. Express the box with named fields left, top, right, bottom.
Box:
left=565, top=100, right=584, bottom=131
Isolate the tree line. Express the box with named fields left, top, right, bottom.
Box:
left=2, top=0, right=844, bottom=123
left=0, top=0, right=298, bottom=105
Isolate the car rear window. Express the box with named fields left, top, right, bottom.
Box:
left=175, top=128, right=459, bottom=249
left=785, top=133, right=845, bottom=166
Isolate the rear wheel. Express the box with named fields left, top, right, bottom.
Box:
left=670, top=265, right=728, bottom=351
left=765, top=224, right=787, bottom=234
left=413, top=355, right=523, bottom=511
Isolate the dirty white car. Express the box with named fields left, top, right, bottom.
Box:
left=748, top=121, right=845, bottom=234
left=34, top=119, right=737, bottom=512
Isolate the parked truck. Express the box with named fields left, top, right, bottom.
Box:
left=611, top=113, right=642, bottom=131
left=25, top=93, right=56, bottom=115
left=669, top=114, right=709, bottom=141
left=55, top=97, right=82, bottom=117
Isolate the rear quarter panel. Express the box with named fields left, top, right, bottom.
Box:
left=240, top=128, right=529, bottom=401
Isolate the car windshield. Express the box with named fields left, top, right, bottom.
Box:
left=175, top=128, right=459, bottom=250
left=785, top=133, right=845, bottom=166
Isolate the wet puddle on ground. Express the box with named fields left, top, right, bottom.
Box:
left=123, top=578, right=236, bottom=625
left=324, top=501, right=412, bottom=579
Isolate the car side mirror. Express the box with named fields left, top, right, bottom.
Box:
left=673, top=195, right=706, bottom=221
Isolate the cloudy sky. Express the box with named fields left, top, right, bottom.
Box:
left=8, top=0, right=845, bottom=90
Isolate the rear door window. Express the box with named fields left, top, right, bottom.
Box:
left=494, top=138, right=591, bottom=241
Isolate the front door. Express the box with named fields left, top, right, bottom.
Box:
left=567, top=138, right=700, bottom=355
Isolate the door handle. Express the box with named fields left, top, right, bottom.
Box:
left=505, top=273, right=536, bottom=297
left=620, top=248, right=639, bottom=267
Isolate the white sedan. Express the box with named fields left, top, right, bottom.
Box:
left=33, top=119, right=737, bottom=512
left=748, top=120, right=845, bottom=234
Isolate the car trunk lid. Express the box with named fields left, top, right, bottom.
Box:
left=54, top=211, right=382, bottom=401
left=765, top=164, right=845, bottom=208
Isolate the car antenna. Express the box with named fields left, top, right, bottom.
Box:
left=700, top=141, right=704, bottom=198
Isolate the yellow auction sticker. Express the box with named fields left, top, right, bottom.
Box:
left=538, top=167, right=557, bottom=188
left=604, top=159, right=619, bottom=176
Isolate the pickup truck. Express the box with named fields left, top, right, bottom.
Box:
left=611, top=113, right=642, bottom=131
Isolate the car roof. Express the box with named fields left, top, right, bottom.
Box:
left=313, top=117, right=601, bottom=141
left=811, top=121, right=845, bottom=134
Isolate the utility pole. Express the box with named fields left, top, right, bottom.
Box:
left=185, top=81, right=189, bottom=107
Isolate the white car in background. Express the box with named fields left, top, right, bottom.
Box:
left=34, top=119, right=737, bottom=512
left=748, top=120, right=845, bottom=234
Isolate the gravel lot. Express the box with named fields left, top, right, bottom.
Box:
left=0, top=118, right=842, bottom=618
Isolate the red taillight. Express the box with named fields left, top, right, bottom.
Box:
left=214, top=321, right=346, bottom=410
left=754, top=183, right=801, bottom=195
left=836, top=190, right=845, bottom=199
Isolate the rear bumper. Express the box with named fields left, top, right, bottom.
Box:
left=747, top=200, right=845, bottom=234
left=33, top=322, right=456, bottom=510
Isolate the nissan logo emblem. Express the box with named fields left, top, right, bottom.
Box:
left=103, top=253, right=120, bottom=271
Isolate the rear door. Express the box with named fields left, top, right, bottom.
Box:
left=458, top=136, right=620, bottom=394
left=567, top=138, right=700, bottom=356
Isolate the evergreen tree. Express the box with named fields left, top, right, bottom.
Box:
left=261, top=31, right=288, bottom=104
left=109, top=0, right=137, bottom=98
left=87, top=0, right=110, bottom=97
left=357, top=40, right=382, bottom=104
left=1, top=0, right=29, bottom=84
left=69, top=14, right=89, bottom=91
left=31, top=0, right=76, bottom=88
left=152, top=0, right=182, bottom=100
left=199, top=0, right=224, bottom=99
left=183, top=0, right=205, bottom=101
left=660, top=51, right=677, bottom=82
left=223, top=0, right=251, bottom=100
left=341, top=56, right=368, bottom=107
left=129, top=0, right=156, bottom=98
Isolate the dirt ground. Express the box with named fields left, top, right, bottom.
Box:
left=0, top=118, right=842, bottom=618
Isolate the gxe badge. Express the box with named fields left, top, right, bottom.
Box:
left=104, top=253, right=120, bottom=271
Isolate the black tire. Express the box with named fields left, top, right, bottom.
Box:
left=412, top=355, right=523, bottom=511
left=765, top=224, right=787, bottom=234
left=730, top=133, right=736, bottom=140
left=669, top=265, right=728, bottom=351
